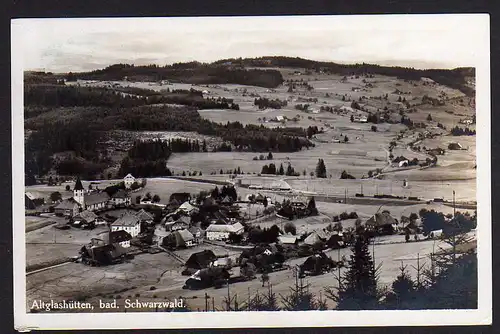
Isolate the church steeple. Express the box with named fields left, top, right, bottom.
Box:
left=73, top=177, right=85, bottom=207
left=74, top=177, right=84, bottom=191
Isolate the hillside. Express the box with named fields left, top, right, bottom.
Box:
left=54, top=57, right=474, bottom=96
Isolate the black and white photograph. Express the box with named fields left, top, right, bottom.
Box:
left=11, top=14, right=491, bottom=330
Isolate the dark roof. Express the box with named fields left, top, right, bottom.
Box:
left=366, top=212, right=398, bottom=227
left=55, top=198, right=79, bottom=210
left=112, top=213, right=140, bottom=227
left=136, top=209, right=154, bottom=221
left=95, top=230, right=132, bottom=244
left=174, top=230, right=194, bottom=246
left=111, top=189, right=130, bottom=199
left=169, top=193, right=191, bottom=203
left=185, top=250, right=217, bottom=269
left=74, top=178, right=84, bottom=191
left=84, top=192, right=110, bottom=206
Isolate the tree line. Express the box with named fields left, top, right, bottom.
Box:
left=25, top=84, right=240, bottom=110
left=66, top=65, right=284, bottom=88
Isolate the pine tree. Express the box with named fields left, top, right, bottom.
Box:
left=326, top=228, right=382, bottom=310
left=315, top=159, right=327, bottom=178
left=278, top=163, right=285, bottom=175
left=280, top=273, right=319, bottom=310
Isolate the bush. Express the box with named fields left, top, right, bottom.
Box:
left=348, top=212, right=358, bottom=219
left=371, top=125, right=377, bottom=132
left=284, top=222, right=297, bottom=235
left=149, top=286, right=156, bottom=291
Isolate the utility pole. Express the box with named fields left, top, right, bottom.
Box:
left=453, top=190, right=456, bottom=218
left=344, top=188, right=347, bottom=204
left=361, top=183, right=363, bottom=195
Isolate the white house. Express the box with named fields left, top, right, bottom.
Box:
left=205, top=222, right=244, bottom=241
left=123, top=174, right=136, bottom=189
left=398, top=160, right=409, bottom=168
left=111, top=213, right=141, bottom=247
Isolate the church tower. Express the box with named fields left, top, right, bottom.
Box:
left=73, top=177, right=85, bottom=208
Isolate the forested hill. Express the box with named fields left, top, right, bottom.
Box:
left=213, top=56, right=475, bottom=97
left=65, top=64, right=284, bottom=88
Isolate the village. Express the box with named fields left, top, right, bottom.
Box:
left=25, top=163, right=477, bottom=312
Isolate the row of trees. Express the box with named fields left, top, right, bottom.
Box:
left=260, top=163, right=300, bottom=176
left=450, top=126, right=476, bottom=136
left=254, top=97, right=287, bottom=110
left=68, top=65, right=285, bottom=88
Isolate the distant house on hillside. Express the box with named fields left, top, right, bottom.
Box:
left=398, top=160, right=409, bottom=168
left=123, top=174, right=136, bottom=189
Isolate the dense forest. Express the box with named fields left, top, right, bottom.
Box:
left=65, top=64, right=284, bottom=88
left=25, top=84, right=239, bottom=110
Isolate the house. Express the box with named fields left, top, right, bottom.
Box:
left=300, top=252, right=334, bottom=275
left=136, top=209, right=154, bottom=225
left=73, top=210, right=98, bottom=228
left=188, top=226, right=203, bottom=243
left=111, top=213, right=141, bottom=247
left=169, top=193, right=191, bottom=204
left=123, top=174, right=136, bottom=189
left=303, top=229, right=330, bottom=246
left=173, top=229, right=195, bottom=248
left=164, top=215, right=190, bottom=232
left=326, top=233, right=344, bottom=249
left=177, top=201, right=198, bottom=215
left=110, top=189, right=131, bottom=207
left=54, top=199, right=80, bottom=217
left=25, top=192, right=36, bottom=210
left=81, top=230, right=131, bottom=266
left=220, top=196, right=233, bottom=205
left=428, top=229, right=443, bottom=239
left=398, top=160, right=409, bottom=168
left=448, top=142, right=463, bottom=150
left=275, top=115, right=285, bottom=122
left=184, top=250, right=217, bottom=271
left=205, top=222, right=244, bottom=241
left=354, top=115, right=368, bottom=123
left=366, top=212, right=398, bottom=235
left=278, top=234, right=298, bottom=245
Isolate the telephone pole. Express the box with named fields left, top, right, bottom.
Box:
left=453, top=190, right=456, bottom=218
left=344, top=188, right=347, bottom=204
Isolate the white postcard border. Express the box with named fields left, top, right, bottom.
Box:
left=12, top=14, right=492, bottom=330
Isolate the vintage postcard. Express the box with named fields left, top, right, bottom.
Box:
left=12, top=15, right=491, bottom=330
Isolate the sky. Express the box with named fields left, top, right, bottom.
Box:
left=12, top=15, right=488, bottom=73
